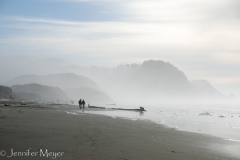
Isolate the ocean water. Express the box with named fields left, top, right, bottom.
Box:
left=71, top=103, right=240, bottom=142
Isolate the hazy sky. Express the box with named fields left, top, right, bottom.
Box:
left=0, top=0, right=240, bottom=94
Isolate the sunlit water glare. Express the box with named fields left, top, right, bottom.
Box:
left=69, top=103, right=240, bottom=142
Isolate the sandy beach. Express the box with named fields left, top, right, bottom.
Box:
left=0, top=104, right=239, bottom=160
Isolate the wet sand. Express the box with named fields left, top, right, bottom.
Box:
left=0, top=104, right=239, bottom=160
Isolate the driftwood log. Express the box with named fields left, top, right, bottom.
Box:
left=88, top=104, right=146, bottom=112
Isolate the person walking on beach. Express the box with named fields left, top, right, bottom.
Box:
left=82, top=99, right=85, bottom=109
left=79, top=99, right=82, bottom=109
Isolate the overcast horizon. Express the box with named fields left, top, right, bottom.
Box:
left=0, top=0, right=240, bottom=98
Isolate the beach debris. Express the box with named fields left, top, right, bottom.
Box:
left=224, top=139, right=240, bottom=142
left=4, top=104, right=9, bottom=106
left=139, top=107, right=146, bottom=111
left=88, top=104, right=106, bottom=109
left=198, top=112, right=211, bottom=116
left=19, top=110, right=24, bottom=113
left=106, top=103, right=116, bottom=105
left=88, top=104, right=146, bottom=112
left=218, top=115, right=225, bottom=118
left=108, top=116, right=116, bottom=118
left=21, top=101, right=26, bottom=105
left=65, top=111, right=77, bottom=115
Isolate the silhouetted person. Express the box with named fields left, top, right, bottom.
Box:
left=79, top=99, right=82, bottom=109
left=82, top=99, right=85, bottom=109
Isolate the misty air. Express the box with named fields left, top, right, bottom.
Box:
left=0, top=0, right=240, bottom=160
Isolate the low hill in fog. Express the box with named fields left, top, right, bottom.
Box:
left=0, top=86, right=12, bottom=99
left=11, top=83, right=70, bottom=102
left=116, top=60, right=194, bottom=97
left=3, top=59, right=229, bottom=103
left=91, top=60, right=197, bottom=102
left=84, top=60, right=227, bottom=103
left=6, top=73, right=113, bottom=104
left=6, top=73, right=98, bottom=89
left=191, top=80, right=225, bottom=100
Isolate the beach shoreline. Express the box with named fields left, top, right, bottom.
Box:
left=0, top=104, right=239, bottom=160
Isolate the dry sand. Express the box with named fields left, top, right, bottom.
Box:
left=0, top=104, right=239, bottom=160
